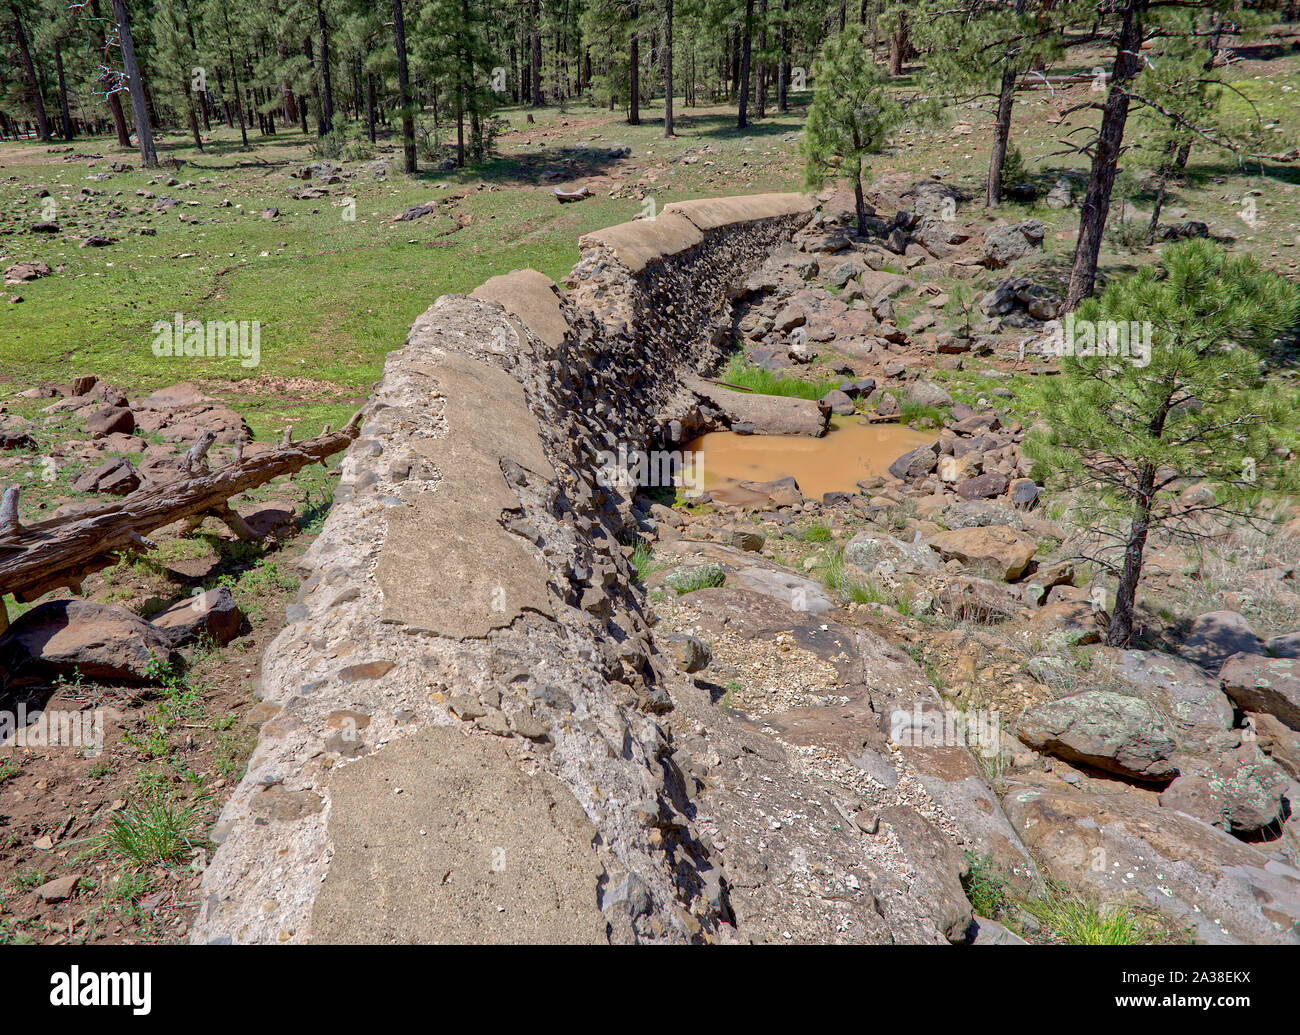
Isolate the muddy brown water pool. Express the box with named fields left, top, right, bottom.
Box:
left=684, top=417, right=934, bottom=502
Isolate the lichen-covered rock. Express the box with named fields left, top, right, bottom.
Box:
left=1016, top=690, right=1179, bottom=781
left=1004, top=781, right=1300, bottom=944
left=926, top=526, right=1037, bottom=581
left=1219, top=653, right=1300, bottom=730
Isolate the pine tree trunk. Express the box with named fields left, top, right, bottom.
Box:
left=215, top=66, right=233, bottom=128
left=629, top=3, right=640, bottom=125
left=530, top=0, right=543, bottom=106
left=55, top=44, right=75, bottom=140
left=107, top=90, right=131, bottom=146
left=11, top=3, right=51, bottom=142
left=1066, top=0, right=1143, bottom=310
left=111, top=0, right=157, bottom=166
left=986, top=65, right=1016, bottom=208
left=854, top=159, right=868, bottom=237
left=738, top=0, right=753, bottom=128
left=392, top=0, right=416, bottom=173
left=1107, top=463, right=1155, bottom=647
left=188, top=97, right=203, bottom=150
left=888, top=12, right=907, bottom=76
left=663, top=0, right=674, bottom=137
left=366, top=72, right=377, bottom=143
left=316, top=0, right=335, bottom=136
left=777, top=0, right=789, bottom=113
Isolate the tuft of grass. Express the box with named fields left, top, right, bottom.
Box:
left=1019, top=883, right=1165, bottom=945
left=664, top=563, right=727, bottom=595
left=13, top=867, right=47, bottom=890
left=0, top=759, right=19, bottom=785
left=800, top=522, right=834, bottom=544
left=0, top=918, right=34, bottom=945
left=89, top=795, right=209, bottom=869
left=95, top=871, right=156, bottom=927
left=898, top=397, right=947, bottom=429
left=720, top=680, right=742, bottom=715
left=629, top=540, right=667, bottom=586
left=962, top=851, right=1010, bottom=919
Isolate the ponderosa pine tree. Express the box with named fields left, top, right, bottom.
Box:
left=919, top=0, right=1069, bottom=207
left=803, top=28, right=932, bottom=236
left=1027, top=240, right=1300, bottom=647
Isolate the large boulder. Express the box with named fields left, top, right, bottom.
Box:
left=1268, top=631, right=1300, bottom=659
left=935, top=576, right=1023, bottom=623
left=904, top=379, right=953, bottom=409
left=926, top=526, right=1037, bottom=580
left=1219, top=654, right=1300, bottom=730
left=1016, top=689, right=1179, bottom=782
left=1022, top=600, right=1106, bottom=647
left=1180, top=611, right=1263, bottom=671
left=982, top=220, right=1045, bottom=268
left=71, top=457, right=140, bottom=496
left=85, top=405, right=135, bottom=439
left=151, top=587, right=246, bottom=647
left=843, top=532, right=939, bottom=577
left=1092, top=648, right=1234, bottom=731
left=888, top=443, right=938, bottom=481
left=1159, top=743, right=1290, bottom=836
left=955, top=472, right=1009, bottom=501
left=0, top=600, right=176, bottom=683
left=858, top=270, right=913, bottom=302
left=1004, top=782, right=1300, bottom=944
left=4, top=259, right=52, bottom=283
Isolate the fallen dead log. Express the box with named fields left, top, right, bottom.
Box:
left=683, top=374, right=830, bottom=437
left=0, top=413, right=362, bottom=626
left=554, top=186, right=592, bottom=204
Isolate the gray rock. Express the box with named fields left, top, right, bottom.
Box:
left=1093, top=648, right=1234, bottom=731
left=1004, top=782, right=1300, bottom=944
left=844, top=532, right=939, bottom=576
left=151, top=587, right=246, bottom=647
left=1267, top=631, right=1300, bottom=659
left=663, top=633, right=712, bottom=674
left=1159, top=743, right=1290, bottom=835
left=982, top=220, right=1045, bottom=268
left=1219, top=654, right=1300, bottom=730
left=904, top=379, right=952, bottom=409
left=1016, top=690, right=1179, bottom=781
left=888, top=443, right=938, bottom=481
left=1181, top=611, right=1264, bottom=671
left=821, top=388, right=855, bottom=415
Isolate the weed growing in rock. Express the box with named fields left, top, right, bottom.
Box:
left=90, top=794, right=209, bottom=869
left=962, top=851, right=1010, bottom=918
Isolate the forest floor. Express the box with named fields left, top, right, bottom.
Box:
left=0, top=28, right=1297, bottom=944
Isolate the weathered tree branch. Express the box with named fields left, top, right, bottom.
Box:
left=0, top=412, right=362, bottom=607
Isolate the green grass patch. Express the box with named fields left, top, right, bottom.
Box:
left=720, top=355, right=841, bottom=400
left=89, top=794, right=209, bottom=869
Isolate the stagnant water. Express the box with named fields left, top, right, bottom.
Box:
left=684, top=416, right=935, bottom=502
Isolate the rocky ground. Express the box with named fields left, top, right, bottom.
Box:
left=627, top=181, right=1300, bottom=944
left=0, top=376, right=338, bottom=944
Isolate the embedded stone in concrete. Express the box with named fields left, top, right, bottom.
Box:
left=310, top=728, right=607, bottom=944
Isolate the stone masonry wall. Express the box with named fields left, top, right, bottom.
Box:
left=191, top=194, right=990, bottom=945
